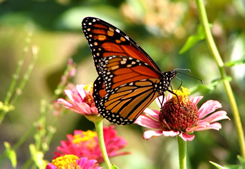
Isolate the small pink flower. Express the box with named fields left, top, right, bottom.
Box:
left=135, top=87, right=229, bottom=141
left=57, top=84, right=99, bottom=116
left=54, top=125, right=130, bottom=163
left=46, top=155, right=101, bottom=169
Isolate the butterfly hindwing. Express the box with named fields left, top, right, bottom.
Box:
left=95, top=79, right=160, bottom=125
left=93, top=76, right=106, bottom=101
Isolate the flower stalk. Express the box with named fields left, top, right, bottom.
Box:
left=94, top=120, right=112, bottom=169
left=177, top=136, right=187, bottom=169
left=195, top=0, right=245, bottom=158
left=0, top=33, right=37, bottom=124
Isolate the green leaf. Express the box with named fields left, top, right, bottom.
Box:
left=210, top=161, right=225, bottom=169
left=189, top=76, right=232, bottom=94
left=212, top=76, right=232, bottom=83
left=111, top=164, right=120, bottom=169
left=237, top=155, right=245, bottom=167
left=179, top=25, right=206, bottom=54
left=225, top=56, right=245, bottom=67
left=189, top=84, right=214, bottom=94
left=4, top=142, right=17, bottom=168
left=210, top=156, right=245, bottom=169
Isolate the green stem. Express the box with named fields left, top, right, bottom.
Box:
left=177, top=136, right=187, bottom=169
left=53, top=59, right=75, bottom=98
left=0, top=33, right=33, bottom=124
left=11, top=46, right=38, bottom=105
left=94, top=120, right=112, bottom=169
left=195, top=0, right=245, bottom=159
left=4, top=33, right=32, bottom=105
left=0, top=127, right=35, bottom=160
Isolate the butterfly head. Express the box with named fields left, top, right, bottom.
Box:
left=164, top=69, right=177, bottom=81
left=158, top=70, right=177, bottom=94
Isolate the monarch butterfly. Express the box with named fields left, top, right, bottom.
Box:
left=82, top=17, right=177, bottom=125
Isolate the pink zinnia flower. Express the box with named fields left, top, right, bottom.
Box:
left=135, top=87, right=229, bottom=141
left=57, top=84, right=102, bottom=122
left=54, top=125, right=129, bottom=163
left=46, top=155, right=101, bottom=169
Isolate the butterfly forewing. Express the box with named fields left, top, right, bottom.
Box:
left=82, top=17, right=162, bottom=74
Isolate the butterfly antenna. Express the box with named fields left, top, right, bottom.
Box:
left=175, top=68, right=191, bottom=72
left=175, top=68, right=204, bottom=84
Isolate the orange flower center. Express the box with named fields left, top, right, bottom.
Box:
left=51, top=155, right=81, bottom=169
left=73, top=130, right=97, bottom=150
left=159, top=87, right=198, bottom=132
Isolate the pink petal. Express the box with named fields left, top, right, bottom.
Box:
left=143, top=108, right=160, bottom=120
left=74, top=94, right=84, bottom=103
left=161, top=130, right=179, bottom=137
left=198, top=110, right=229, bottom=124
left=57, top=98, right=73, bottom=107
left=45, top=163, right=54, bottom=169
left=156, top=94, right=172, bottom=108
left=186, top=122, right=210, bottom=132
left=135, top=114, right=162, bottom=129
left=179, top=133, right=195, bottom=141
left=198, top=100, right=222, bottom=119
left=76, top=103, right=92, bottom=115
left=189, top=96, right=203, bottom=106
left=77, top=85, right=86, bottom=99
left=64, top=90, right=76, bottom=102
left=166, top=93, right=173, bottom=101
left=90, top=107, right=98, bottom=114
left=77, top=157, right=99, bottom=169
left=143, top=130, right=162, bottom=139
left=193, top=122, right=222, bottom=131
left=143, top=130, right=178, bottom=139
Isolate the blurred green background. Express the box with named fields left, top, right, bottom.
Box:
left=0, top=0, right=245, bottom=168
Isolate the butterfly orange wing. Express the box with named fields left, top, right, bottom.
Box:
left=82, top=17, right=176, bottom=125
left=93, top=56, right=162, bottom=125
left=82, top=17, right=162, bottom=75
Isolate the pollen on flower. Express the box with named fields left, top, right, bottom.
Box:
left=73, top=131, right=97, bottom=150
left=172, top=86, right=190, bottom=104
left=52, top=154, right=79, bottom=168
left=84, top=83, right=93, bottom=92
left=174, top=86, right=190, bottom=96
left=83, top=83, right=95, bottom=107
